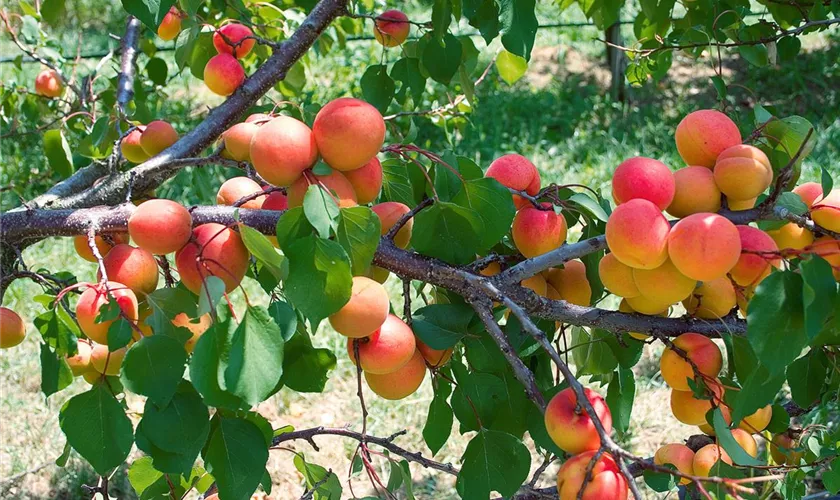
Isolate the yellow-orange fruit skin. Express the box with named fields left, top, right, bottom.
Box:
left=287, top=171, right=358, bottom=209
left=347, top=314, right=416, bottom=374
left=728, top=197, right=757, bottom=211
left=654, top=444, right=695, bottom=484
left=511, top=205, right=567, bottom=258
left=416, top=338, right=452, bottom=367
left=767, top=222, right=814, bottom=251
left=100, top=244, right=160, bottom=297
left=618, top=299, right=667, bottom=340
left=174, top=223, right=250, bottom=294
left=372, top=202, right=413, bottom=249
left=172, top=313, right=212, bottom=354
left=625, top=292, right=672, bottom=315
left=222, top=122, right=259, bottom=161
left=811, top=189, right=840, bottom=233
left=545, top=387, right=612, bottom=454
left=521, top=274, right=548, bottom=297
left=35, top=68, right=64, bottom=97
left=121, top=128, right=150, bottom=164
left=250, top=116, right=318, bottom=187
left=713, top=144, right=773, bottom=201
left=605, top=199, right=670, bottom=270
left=366, top=265, right=390, bottom=284
left=373, top=10, right=410, bottom=47
left=485, top=154, right=541, bottom=209
left=203, top=53, right=245, bottom=96
left=683, top=277, right=737, bottom=319
left=771, top=433, right=803, bottom=465
left=217, top=176, right=265, bottom=209
left=793, top=181, right=824, bottom=208
left=66, top=340, right=93, bottom=376
left=660, top=333, right=722, bottom=391
left=139, top=120, right=179, bottom=157
left=632, top=259, right=696, bottom=305
left=157, top=8, right=182, bottom=41
left=693, top=444, right=732, bottom=477
left=329, top=277, right=390, bottom=338
left=599, top=253, right=640, bottom=298
left=74, top=233, right=129, bottom=262
left=343, top=157, right=383, bottom=205
left=213, top=23, right=255, bottom=58
left=730, top=225, right=780, bottom=287
left=545, top=260, right=591, bottom=306
left=365, top=350, right=426, bottom=400
left=76, top=282, right=139, bottom=345
left=675, top=110, right=741, bottom=168
left=739, top=404, right=772, bottom=433
left=313, top=98, right=385, bottom=172
left=612, top=157, right=675, bottom=210
left=728, top=429, right=759, bottom=458
left=90, top=342, right=126, bottom=376
left=0, top=307, right=26, bottom=349
left=668, top=213, right=741, bottom=281
left=670, top=384, right=723, bottom=425
left=129, top=199, right=193, bottom=255
left=556, top=451, right=628, bottom=500
left=667, top=166, right=722, bottom=218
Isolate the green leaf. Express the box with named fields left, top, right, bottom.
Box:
left=40, top=0, right=66, bottom=26
left=381, top=159, right=425, bottom=207
left=712, top=409, right=764, bottom=466
left=499, top=0, right=538, bottom=60
left=776, top=191, right=809, bottom=215
left=786, top=350, right=827, bottom=408
left=121, top=335, right=187, bottom=406
left=189, top=311, right=247, bottom=410
left=391, top=58, right=427, bottom=104
left=121, top=0, right=176, bottom=31
left=268, top=301, right=298, bottom=342
left=55, top=441, right=71, bottom=467
left=293, top=454, right=342, bottom=499
left=776, top=36, right=801, bottom=62
left=410, top=201, right=484, bottom=265
left=224, top=305, right=284, bottom=405
left=643, top=467, right=677, bottom=492
left=432, top=0, right=452, bottom=42
left=711, top=75, right=727, bottom=100
left=145, top=57, right=168, bottom=86
left=739, top=44, right=768, bottom=67
left=43, top=129, right=74, bottom=177
left=59, top=384, right=134, bottom=475
left=569, top=193, right=610, bottom=222
left=335, top=207, right=381, bottom=276
left=197, top=276, right=225, bottom=317
left=239, top=224, right=287, bottom=281
left=275, top=207, right=315, bottom=250
left=143, top=288, right=196, bottom=340
left=464, top=0, right=500, bottom=43
left=767, top=403, right=791, bottom=433
left=422, top=33, right=463, bottom=84
left=40, top=343, right=73, bottom=397
left=281, top=330, right=337, bottom=393
left=456, top=429, right=531, bottom=498
left=801, top=256, right=837, bottom=339
left=34, top=306, right=79, bottom=356
left=606, top=366, right=634, bottom=435
left=303, top=184, right=340, bottom=239
left=128, top=457, right=164, bottom=497
left=495, top=50, right=527, bottom=85
left=747, top=271, right=806, bottom=374
left=108, top=317, right=134, bottom=350
left=452, top=178, right=516, bottom=251
left=423, top=391, right=453, bottom=455
left=203, top=415, right=269, bottom=500
left=284, top=236, right=352, bottom=330
left=451, top=365, right=506, bottom=431
left=412, top=303, right=474, bottom=349
left=822, top=166, right=834, bottom=198
left=571, top=328, right=618, bottom=375
left=360, top=65, right=395, bottom=114
left=731, top=364, right=785, bottom=423
left=140, top=380, right=209, bottom=456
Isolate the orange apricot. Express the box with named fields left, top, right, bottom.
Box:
left=100, top=244, right=159, bottom=297
left=485, top=154, right=541, bottom=209
left=730, top=225, right=780, bottom=287
left=139, top=120, right=178, bottom=157
left=767, top=222, right=814, bottom=251
left=728, top=428, right=758, bottom=458
left=654, top=444, right=695, bottom=484
left=770, top=433, right=803, bottom=465
left=668, top=213, right=741, bottom=281
left=213, top=23, right=255, bottom=58
left=811, top=189, right=840, bottom=233
left=728, top=197, right=756, bottom=211
left=216, top=176, right=265, bottom=209
left=222, top=122, right=259, bottom=161
left=287, top=170, right=358, bottom=208
left=666, top=166, right=722, bottom=218
left=632, top=258, right=696, bottom=305
left=521, top=274, right=548, bottom=297
left=250, top=115, right=318, bottom=187
left=75, top=282, right=139, bottom=345
left=174, top=223, right=250, bottom=294
left=545, top=260, right=591, bottom=306
left=373, top=10, right=410, bottom=47
left=120, top=127, right=150, bottom=164
left=0, top=307, right=26, bottom=349
left=675, top=110, right=741, bottom=168
left=605, top=199, right=670, bottom=270
left=713, top=144, right=773, bottom=201
left=66, top=339, right=93, bottom=375
left=611, top=157, right=675, bottom=210
left=670, top=382, right=724, bottom=425
left=343, top=157, right=383, bottom=205
left=347, top=314, right=415, bottom=374
left=599, top=253, right=640, bottom=298
left=544, top=387, right=612, bottom=454
left=172, top=313, right=212, bottom=354
left=511, top=204, right=567, bottom=258
left=416, top=338, right=452, bottom=368
left=261, top=189, right=288, bottom=211
left=556, top=451, right=628, bottom=500
left=203, top=53, right=245, bottom=96
left=89, top=342, right=126, bottom=376
left=157, top=7, right=182, bottom=41
left=793, top=181, right=824, bottom=208
left=74, top=233, right=129, bottom=262
left=35, top=68, right=63, bottom=98
left=128, top=199, right=193, bottom=255
left=738, top=404, right=772, bottom=433
left=660, top=333, right=723, bottom=391
left=683, top=277, right=737, bottom=319
left=313, top=98, right=385, bottom=172
left=625, top=293, right=672, bottom=315
left=693, top=444, right=732, bottom=477
left=329, top=277, right=390, bottom=338
left=365, top=349, right=426, bottom=399
left=372, top=202, right=413, bottom=249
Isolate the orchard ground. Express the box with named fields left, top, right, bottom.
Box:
left=1, top=23, right=839, bottom=500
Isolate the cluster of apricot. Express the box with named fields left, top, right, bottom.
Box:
left=204, top=22, right=255, bottom=96
left=120, top=120, right=179, bottom=163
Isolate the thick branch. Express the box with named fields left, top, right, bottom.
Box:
left=116, top=17, right=142, bottom=115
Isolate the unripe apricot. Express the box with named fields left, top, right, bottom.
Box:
left=670, top=382, right=724, bottom=425
left=511, top=205, right=567, bottom=258
left=556, top=451, right=627, bottom=500
left=666, top=166, right=722, bottom=218
left=372, top=202, right=413, bottom=249
left=0, top=307, right=26, bottom=348
left=767, top=222, right=814, bottom=251
left=521, top=274, right=548, bottom=297
left=811, top=189, right=840, bottom=233
left=728, top=197, right=756, bottom=211
left=730, top=226, right=780, bottom=287
left=287, top=171, right=358, bottom=209
left=250, top=116, right=318, bottom=187
left=140, top=120, right=178, bottom=156
left=693, top=444, right=732, bottom=477
left=157, top=7, right=182, bottom=41
left=66, top=340, right=93, bottom=376
left=121, top=127, right=150, bottom=164
left=261, top=189, right=288, bottom=211
left=35, top=68, right=64, bottom=98
left=770, top=433, right=803, bottom=465
left=668, top=213, right=741, bottom=281
left=485, top=154, right=541, bottom=209
left=793, top=181, right=824, bottom=208
left=365, top=349, right=426, bottom=399
left=90, top=342, right=126, bottom=376
left=612, top=157, right=675, bottom=210
left=213, top=23, right=255, bottom=58
left=714, top=144, right=773, bottom=201
left=654, top=444, right=695, bottom=484
left=660, top=333, right=722, bottom=391
left=343, top=157, right=383, bottom=205
left=416, top=338, right=452, bottom=368
left=217, top=176, right=265, bottom=209
left=675, top=110, right=741, bottom=168
left=313, top=98, right=385, bottom=172
left=683, top=277, right=736, bottom=319
left=174, top=223, right=250, bottom=294
left=76, top=282, right=139, bottom=345
left=347, top=314, right=415, bottom=374
left=599, top=253, right=640, bottom=298
left=728, top=428, right=758, bottom=458
left=625, top=293, right=672, bottom=315
left=172, top=313, right=212, bottom=353
left=739, top=404, right=772, bottom=433
left=374, top=10, right=410, bottom=47
left=74, top=233, right=129, bottom=262
left=605, top=199, right=670, bottom=270
left=204, top=53, right=245, bottom=96
left=329, top=277, right=390, bottom=338
left=222, top=122, right=259, bottom=161
left=544, top=387, right=612, bottom=454
left=129, top=199, right=193, bottom=255
left=632, top=259, right=696, bottom=305
left=100, top=244, right=159, bottom=297
left=545, top=260, right=591, bottom=306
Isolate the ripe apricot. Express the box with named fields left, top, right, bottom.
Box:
left=545, top=260, right=591, bottom=306
left=485, top=154, right=541, bottom=209
left=0, top=307, right=26, bottom=349
left=261, top=188, right=288, bottom=211
left=556, top=451, right=627, bottom=500
left=612, top=157, right=675, bottom=210
left=76, top=282, right=139, bottom=345
left=713, top=144, right=773, bottom=201
left=35, top=68, right=63, bottom=98
left=313, top=98, right=385, bottom=172
left=618, top=299, right=667, bottom=340
left=222, top=122, right=259, bottom=161
left=683, top=277, right=737, bottom=319
left=90, top=342, right=126, bottom=376
left=74, top=233, right=129, bottom=262
left=654, top=444, right=695, bottom=484
left=174, top=223, right=250, bottom=294
left=204, top=53, right=245, bottom=96
left=416, top=338, right=452, bottom=368
left=347, top=314, right=415, bottom=374
left=374, top=10, right=410, bottom=47
left=213, top=23, right=255, bottom=58
left=605, top=199, right=670, bottom=270
left=728, top=428, right=758, bottom=458
left=675, top=110, right=741, bottom=168
left=770, top=433, right=803, bottom=465
left=599, top=253, right=640, bottom=298
left=372, top=202, right=413, bottom=249
left=287, top=171, right=358, bottom=208
left=217, top=176, right=265, bottom=209
left=670, top=382, right=724, bottom=425
left=545, top=387, right=612, bottom=454
left=809, top=236, right=840, bottom=279
left=343, top=157, right=383, bottom=205
left=511, top=204, right=567, bottom=258
left=66, top=340, right=93, bottom=376
left=139, top=120, right=178, bottom=157
left=329, top=277, right=390, bottom=338
left=660, top=333, right=722, bottom=391
left=728, top=197, right=756, bottom=211
left=157, top=7, right=182, bottom=41
left=666, top=166, right=722, bottom=218
left=730, top=226, right=780, bottom=286
left=793, top=181, right=824, bottom=208
left=767, top=222, right=814, bottom=251
left=738, top=404, right=772, bottom=433
left=250, top=115, right=318, bottom=186
left=632, top=259, right=696, bottom=305
left=693, top=444, right=732, bottom=477
left=121, top=127, right=150, bottom=163
left=365, top=350, right=426, bottom=399
left=172, top=313, right=212, bottom=353
left=811, top=189, right=840, bottom=233
left=100, top=244, right=159, bottom=297
left=668, top=213, right=741, bottom=281
left=129, top=199, right=193, bottom=255
left=521, top=274, right=548, bottom=297
left=625, top=293, right=672, bottom=315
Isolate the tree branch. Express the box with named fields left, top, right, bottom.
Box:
left=116, top=17, right=142, bottom=116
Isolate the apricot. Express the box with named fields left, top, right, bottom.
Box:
left=217, top=176, right=265, bottom=209
left=0, top=307, right=26, bottom=349
left=713, top=144, right=773, bottom=201
left=618, top=299, right=667, bottom=340
left=738, top=404, right=772, bottom=433
left=730, top=226, right=780, bottom=286
left=511, top=204, right=567, bottom=258
left=556, top=451, right=628, bottom=500
left=121, top=127, right=150, bottom=163
left=365, top=265, right=390, bottom=284
left=90, top=342, right=126, bottom=376
left=329, top=277, right=390, bottom=338
left=76, top=282, right=139, bottom=345
left=693, top=444, right=732, bottom=477
left=670, top=382, right=724, bottom=425
left=174, top=223, right=250, bottom=294
left=485, top=154, right=541, bottom=209
left=139, top=120, right=178, bottom=157
left=479, top=261, right=501, bottom=277
left=100, top=244, right=159, bottom=297
left=343, top=157, right=383, bottom=205
left=654, top=444, right=694, bottom=484
left=287, top=171, right=358, bottom=208
left=545, top=260, right=591, bottom=306
left=365, top=349, right=426, bottom=399
left=660, top=333, right=722, bottom=391
left=74, top=233, right=129, bottom=262
left=521, top=274, right=548, bottom=297
left=250, top=115, right=318, bottom=186
left=245, top=113, right=272, bottom=124
left=599, top=253, right=640, bottom=298
left=675, top=110, right=741, bottom=168
left=767, top=222, right=814, bottom=251
left=222, top=122, right=259, bottom=161
left=157, top=7, right=182, bottom=41
left=793, top=181, right=824, bottom=208
left=313, top=98, right=385, bottom=172
left=810, top=236, right=840, bottom=279
left=728, top=197, right=756, bottom=211
left=668, top=213, right=741, bottom=281
left=416, top=338, right=452, bottom=368
left=666, top=166, right=722, bottom=218
left=625, top=293, right=671, bottom=315
left=632, top=259, right=696, bottom=305
left=173, top=313, right=212, bottom=354
left=373, top=10, right=410, bottom=47
left=683, top=277, right=737, bottom=319
left=605, top=199, right=670, bottom=270
left=204, top=53, right=245, bottom=96
left=612, top=157, right=675, bottom=210
left=347, top=314, right=415, bottom=374
left=261, top=189, right=288, bottom=211
left=213, top=23, right=255, bottom=58
left=135, top=305, right=152, bottom=340
left=770, top=433, right=803, bottom=465
left=544, top=387, right=612, bottom=454
left=66, top=340, right=93, bottom=376
left=372, top=202, right=413, bottom=249
left=811, top=189, right=840, bottom=233
left=35, top=68, right=63, bottom=98
left=728, top=428, right=758, bottom=458
left=129, top=199, right=193, bottom=255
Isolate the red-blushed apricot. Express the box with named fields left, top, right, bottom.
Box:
left=74, top=233, right=129, bottom=262
left=90, top=342, right=126, bottom=376
left=35, top=68, right=64, bottom=97
left=545, top=260, right=591, bottom=306
left=213, top=23, right=255, bottom=58
left=172, top=313, right=212, bottom=354
left=511, top=205, right=567, bottom=258
left=139, top=120, right=178, bottom=156
left=365, top=349, right=426, bottom=399
left=222, top=122, right=259, bottom=161
left=545, top=387, right=612, bottom=454
left=76, top=282, right=139, bottom=345
left=767, top=222, right=814, bottom=251
left=329, top=277, right=390, bottom=338
left=373, top=10, right=410, bottom=47
left=100, top=244, right=159, bottom=297
left=612, top=157, right=675, bottom=210
left=416, top=338, right=452, bottom=368
left=347, top=314, right=415, bottom=374
left=605, top=199, right=670, bottom=270
left=666, top=166, right=722, bottom=218
left=713, top=144, right=773, bottom=201
left=670, top=382, right=724, bottom=425
left=632, top=259, right=696, bottom=305
left=174, top=223, right=250, bottom=294
left=738, top=404, right=772, bottom=433
left=204, top=53, right=245, bottom=96
left=668, top=213, right=741, bottom=281
left=250, top=115, right=318, bottom=187
left=287, top=171, right=358, bottom=208
left=683, top=277, right=737, bottom=319
left=157, top=7, right=182, bottom=41
left=770, top=433, right=803, bottom=465
left=728, top=197, right=756, bottom=211
left=217, top=176, right=265, bottom=209
left=521, top=274, right=548, bottom=297
left=730, top=226, right=781, bottom=286
left=261, top=188, right=288, bottom=211
left=66, top=340, right=93, bottom=376
left=121, top=127, right=150, bottom=163
left=793, top=181, right=824, bottom=208
left=485, top=154, right=541, bottom=209
left=313, top=98, right=385, bottom=172
left=0, top=307, right=26, bottom=349
left=556, top=451, right=628, bottom=500
left=727, top=428, right=758, bottom=458
left=129, top=199, right=193, bottom=255
left=693, top=444, right=732, bottom=477
left=811, top=189, right=840, bottom=233
left=599, top=253, right=640, bottom=298
left=343, top=157, right=383, bottom=205
left=660, top=333, right=723, bottom=391
left=675, top=110, right=741, bottom=168
left=810, top=236, right=840, bottom=280
left=654, top=444, right=695, bottom=484
left=372, top=202, right=412, bottom=249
